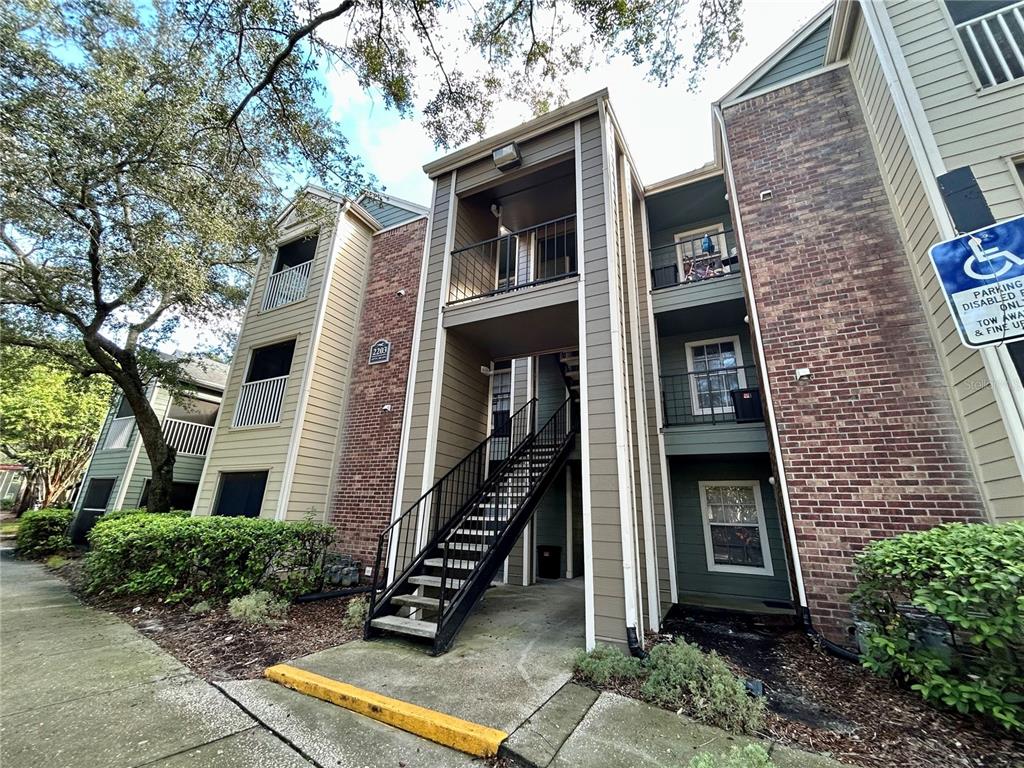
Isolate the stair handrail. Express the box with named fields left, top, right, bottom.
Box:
left=366, top=397, right=538, bottom=621
left=435, top=396, right=574, bottom=638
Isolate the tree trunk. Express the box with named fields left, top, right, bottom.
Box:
left=135, top=409, right=176, bottom=513
left=13, top=474, right=37, bottom=516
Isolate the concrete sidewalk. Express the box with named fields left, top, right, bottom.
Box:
left=0, top=551, right=313, bottom=768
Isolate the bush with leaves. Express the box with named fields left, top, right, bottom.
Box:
left=16, top=507, right=73, bottom=558
left=228, top=590, right=289, bottom=627
left=852, top=522, right=1024, bottom=732
left=343, top=596, right=368, bottom=630
left=573, top=639, right=763, bottom=734
left=643, top=639, right=764, bottom=734
left=85, top=515, right=334, bottom=602
left=101, top=508, right=191, bottom=523
left=688, top=744, right=775, bottom=768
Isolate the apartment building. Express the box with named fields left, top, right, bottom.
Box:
left=191, top=188, right=428, bottom=543
left=71, top=358, right=228, bottom=541
left=366, top=0, right=1024, bottom=653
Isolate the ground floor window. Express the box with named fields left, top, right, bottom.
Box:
left=139, top=480, right=199, bottom=511
left=698, top=480, right=773, bottom=576
left=81, top=478, right=115, bottom=512
left=213, top=471, right=268, bottom=518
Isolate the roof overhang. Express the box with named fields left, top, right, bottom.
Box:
left=644, top=161, right=723, bottom=196
left=422, top=89, right=608, bottom=179
left=355, top=191, right=429, bottom=217
left=275, top=185, right=383, bottom=232
left=825, top=0, right=857, bottom=64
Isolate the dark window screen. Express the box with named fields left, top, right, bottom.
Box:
left=81, top=478, right=115, bottom=510
left=139, top=481, right=199, bottom=510
left=945, top=1, right=1016, bottom=24
left=273, top=236, right=318, bottom=273
left=246, top=340, right=295, bottom=382
left=213, top=472, right=268, bottom=518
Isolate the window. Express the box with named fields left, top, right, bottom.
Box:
left=104, top=397, right=136, bottom=449
left=489, top=361, right=513, bottom=466
left=946, top=1, right=1024, bottom=88
left=684, top=337, right=747, bottom=416
left=699, top=481, right=773, bottom=576
left=673, top=224, right=734, bottom=284
left=71, top=478, right=117, bottom=544
left=213, top=471, right=268, bottom=518
left=233, top=340, right=294, bottom=427
left=272, top=236, right=317, bottom=273
left=247, top=340, right=295, bottom=382
left=139, top=481, right=199, bottom=511
left=166, top=396, right=218, bottom=426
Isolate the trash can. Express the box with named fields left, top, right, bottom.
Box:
left=730, top=388, right=764, bottom=423
left=537, top=545, right=562, bottom=579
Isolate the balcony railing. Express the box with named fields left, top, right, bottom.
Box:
left=104, top=417, right=134, bottom=449
left=955, top=1, right=1024, bottom=88
left=262, top=260, right=313, bottom=311
left=661, top=365, right=763, bottom=426
left=232, top=375, right=288, bottom=427
left=447, top=214, right=577, bottom=305
left=163, top=418, right=215, bottom=457
left=650, top=229, right=739, bottom=290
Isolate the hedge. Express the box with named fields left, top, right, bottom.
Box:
left=16, top=508, right=73, bottom=558
left=85, top=514, right=334, bottom=601
left=101, top=507, right=191, bottom=522
left=852, top=522, right=1024, bottom=732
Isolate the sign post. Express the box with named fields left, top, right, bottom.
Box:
left=928, top=215, right=1024, bottom=349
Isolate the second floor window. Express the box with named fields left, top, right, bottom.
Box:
left=104, top=396, right=136, bottom=449
left=947, top=0, right=1024, bottom=88
left=233, top=340, right=295, bottom=427
left=263, top=236, right=318, bottom=311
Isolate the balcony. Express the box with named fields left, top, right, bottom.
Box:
left=447, top=215, right=577, bottom=305
left=104, top=417, right=134, bottom=450
left=954, top=1, right=1024, bottom=88
left=262, top=260, right=313, bottom=311
left=650, top=230, right=739, bottom=290
left=232, top=375, right=288, bottom=427
left=163, top=418, right=214, bottom=457
left=661, top=365, right=763, bottom=426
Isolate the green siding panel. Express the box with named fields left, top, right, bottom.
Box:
left=359, top=199, right=422, bottom=229
left=744, top=18, right=830, bottom=95
left=669, top=455, right=792, bottom=603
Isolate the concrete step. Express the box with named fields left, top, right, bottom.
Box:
left=390, top=594, right=441, bottom=611
left=408, top=575, right=466, bottom=590
left=369, top=615, right=437, bottom=639
left=424, top=558, right=477, bottom=570
left=440, top=541, right=488, bottom=552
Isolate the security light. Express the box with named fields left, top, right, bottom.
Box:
left=492, top=142, right=522, bottom=171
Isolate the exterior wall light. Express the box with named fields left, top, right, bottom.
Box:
left=492, top=142, right=522, bottom=172
left=794, top=367, right=812, bottom=381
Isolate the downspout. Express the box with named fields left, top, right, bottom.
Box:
left=712, top=102, right=860, bottom=664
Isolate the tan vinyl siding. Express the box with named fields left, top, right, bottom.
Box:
left=75, top=401, right=138, bottom=513
left=399, top=174, right=451, bottom=510
left=285, top=214, right=376, bottom=520
left=579, top=112, right=628, bottom=644
left=194, top=210, right=337, bottom=517
left=884, top=0, right=1024, bottom=223
left=849, top=9, right=1024, bottom=521
left=632, top=190, right=672, bottom=614
left=454, top=125, right=575, bottom=195
left=434, top=332, right=490, bottom=478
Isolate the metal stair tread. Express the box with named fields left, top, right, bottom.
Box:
left=369, top=615, right=437, bottom=639
left=424, top=557, right=477, bottom=570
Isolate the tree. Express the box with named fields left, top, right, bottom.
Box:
left=0, top=348, right=111, bottom=513
left=1, top=0, right=742, bottom=512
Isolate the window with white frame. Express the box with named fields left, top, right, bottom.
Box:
left=699, top=481, right=773, bottom=575
left=684, top=336, right=747, bottom=416
left=945, top=1, right=1024, bottom=88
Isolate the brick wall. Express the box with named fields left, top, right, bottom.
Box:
left=723, top=68, right=986, bottom=643
left=328, top=217, right=427, bottom=570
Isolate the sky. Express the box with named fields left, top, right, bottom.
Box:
left=324, top=0, right=825, bottom=207
left=165, top=0, right=825, bottom=355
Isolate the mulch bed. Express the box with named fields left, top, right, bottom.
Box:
left=657, top=606, right=1024, bottom=768
left=53, top=558, right=362, bottom=681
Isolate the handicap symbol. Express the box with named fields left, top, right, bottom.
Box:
left=964, top=235, right=1024, bottom=280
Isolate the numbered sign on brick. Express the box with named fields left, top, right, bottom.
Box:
left=368, top=339, right=391, bottom=365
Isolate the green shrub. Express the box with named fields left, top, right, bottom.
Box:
left=688, top=744, right=775, bottom=768
left=642, top=639, right=764, bottom=734
left=573, top=644, right=644, bottom=686
left=343, top=596, right=368, bottom=630
left=189, top=600, right=212, bottom=615
left=85, top=514, right=334, bottom=602
left=102, top=507, right=190, bottom=522
left=853, top=522, right=1024, bottom=732
left=228, top=590, right=288, bottom=627
left=16, top=508, right=73, bottom=558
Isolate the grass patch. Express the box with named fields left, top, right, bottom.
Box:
left=45, top=554, right=69, bottom=569
left=573, top=639, right=764, bottom=734
left=0, top=520, right=20, bottom=536
left=689, top=744, right=775, bottom=768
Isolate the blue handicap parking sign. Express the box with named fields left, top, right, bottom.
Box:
left=929, top=215, right=1024, bottom=348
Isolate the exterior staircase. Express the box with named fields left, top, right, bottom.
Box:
left=365, top=396, right=575, bottom=654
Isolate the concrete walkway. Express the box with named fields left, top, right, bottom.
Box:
left=0, top=551, right=313, bottom=768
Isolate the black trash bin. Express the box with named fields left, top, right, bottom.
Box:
left=537, top=545, right=562, bottom=579
left=730, top=387, right=764, bottom=423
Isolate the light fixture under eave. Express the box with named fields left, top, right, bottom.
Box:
left=492, top=142, right=522, bottom=172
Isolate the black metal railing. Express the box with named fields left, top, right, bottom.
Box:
left=447, top=215, right=577, bottom=304
left=433, top=396, right=574, bottom=652
left=649, top=229, right=739, bottom=290
left=366, top=397, right=537, bottom=620
left=661, top=365, right=763, bottom=426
